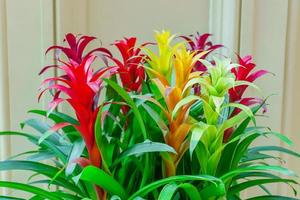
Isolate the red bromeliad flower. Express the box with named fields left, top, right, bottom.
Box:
left=180, top=33, right=222, bottom=71
left=39, top=34, right=116, bottom=167
left=108, top=37, right=146, bottom=93
left=103, top=37, right=147, bottom=116
left=224, top=55, right=268, bottom=142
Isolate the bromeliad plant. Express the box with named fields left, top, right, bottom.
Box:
left=0, top=31, right=299, bottom=200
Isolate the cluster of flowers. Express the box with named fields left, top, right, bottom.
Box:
left=3, top=30, right=299, bottom=200
left=39, top=31, right=267, bottom=169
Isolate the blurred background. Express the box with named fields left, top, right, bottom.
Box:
left=0, top=0, right=299, bottom=197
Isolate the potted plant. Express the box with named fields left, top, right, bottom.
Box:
left=0, top=31, right=299, bottom=200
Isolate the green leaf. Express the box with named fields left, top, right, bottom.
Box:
left=221, top=165, right=296, bottom=183
left=228, top=178, right=297, bottom=196
left=29, top=109, right=78, bottom=124
left=104, top=78, right=148, bottom=139
left=0, top=160, right=79, bottom=194
left=217, top=104, right=264, bottom=176
left=104, top=78, right=151, bottom=188
left=235, top=171, right=282, bottom=180
left=195, top=141, right=209, bottom=174
left=183, top=77, right=216, bottom=95
left=26, top=150, right=55, bottom=161
left=246, top=195, right=299, bottom=200
left=230, top=133, right=261, bottom=169
left=200, top=181, right=226, bottom=199
left=28, top=109, right=78, bottom=133
left=189, top=122, right=208, bottom=158
left=0, top=196, right=25, bottom=200
left=20, top=119, right=61, bottom=145
left=0, top=131, right=68, bottom=163
left=158, top=182, right=203, bottom=199
left=172, top=95, right=200, bottom=119
left=8, top=150, right=53, bottom=161
left=65, top=138, right=85, bottom=176
left=249, top=146, right=300, bottom=158
left=270, top=132, right=293, bottom=145
left=241, top=152, right=282, bottom=163
left=158, top=183, right=178, bottom=200
left=38, top=129, right=58, bottom=144
left=119, top=140, right=176, bottom=160
left=48, top=191, right=82, bottom=200
left=219, top=110, right=249, bottom=134
left=141, top=103, right=169, bottom=136
left=180, top=183, right=202, bottom=200
left=234, top=80, right=261, bottom=94
left=128, top=175, right=223, bottom=200
left=222, top=103, right=253, bottom=119
left=212, top=96, right=225, bottom=113
left=75, top=166, right=128, bottom=200
left=94, top=104, right=113, bottom=174
left=0, top=181, right=61, bottom=200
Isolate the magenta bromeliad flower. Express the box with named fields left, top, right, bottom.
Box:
left=229, top=55, right=268, bottom=111
left=39, top=33, right=116, bottom=167
left=181, top=32, right=222, bottom=71
left=46, top=33, right=112, bottom=65
left=224, top=55, right=268, bottom=142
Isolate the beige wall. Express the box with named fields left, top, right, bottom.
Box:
left=0, top=0, right=299, bottom=197
left=0, top=0, right=10, bottom=194
left=281, top=0, right=300, bottom=195
left=0, top=0, right=55, bottom=196
left=239, top=0, right=300, bottom=196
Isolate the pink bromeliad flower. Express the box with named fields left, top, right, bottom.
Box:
left=180, top=32, right=222, bottom=71
left=39, top=33, right=116, bottom=167
left=224, top=55, right=268, bottom=142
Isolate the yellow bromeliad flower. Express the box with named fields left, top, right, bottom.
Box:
left=145, top=30, right=178, bottom=85
left=174, top=47, right=196, bottom=90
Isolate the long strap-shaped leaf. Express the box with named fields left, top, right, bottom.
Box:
left=158, top=183, right=178, bottom=200
left=249, top=146, right=300, bottom=158
left=158, top=183, right=202, bottom=200
left=118, top=140, right=176, bottom=160
left=128, top=175, right=223, bottom=200
left=0, top=160, right=80, bottom=194
left=0, top=131, right=68, bottom=163
left=103, top=79, right=147, bottom=139
left=0, top=181, right=61, bottom=200
left=75, top=166, right=128, bottom=200
left=246, top=195, right=299, bottom=200
left=228, top=178, right=297, bottom=196
left=104, top=78, right=151, bottom=187
left=221, top=165, right=296, bottom=183
left=0, top=196, right=25, bottom=200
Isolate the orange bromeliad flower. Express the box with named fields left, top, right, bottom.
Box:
left=145, top=31, right=206, bottom=176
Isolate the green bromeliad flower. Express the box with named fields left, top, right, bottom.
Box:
left=184, top=57, right=255, bottom=176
